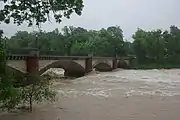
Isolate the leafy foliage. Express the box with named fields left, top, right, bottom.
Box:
left=0, top=31, right=56, bottom=111
left=133, top=26, right=180, bottom=68
left=5, top=25, right=180, bottom=68
left=0, top=0, right=84, bottom=26
left=19, top=77, right=56, bottom=112
left=6, top=26, right=126, bottom=57
left=0, top=30, right=20, bottom=110
left=0, top=75, right=56, bottom=112
left=0, top=0, right=82, bottom=112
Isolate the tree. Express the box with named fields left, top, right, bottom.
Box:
left=123, top=41, right=133, bottom=55
left=92, top=26, right=124, bottom=57
left=0, top=0, right=84, bottom=112
left=61, top=26, right=74, bottom=55
left=133, top=29, right=151, bottom=64
left=0, top=30, right=20, bottom=110
left=5, top=25, right=127, bottom=57
left=19, top=77, right=56, bottom=112
left=7, top=31, right=32, bottom=48
left=164, top=26, right=180, bottom=64
left=70, top=27, right=89, bottom=55
left=106, top=26, right=124, bottom=56
left=0, top=0, right=84, bottom=26
left=50, top=29, right=66, bottom=55
left=61, top=26, right=89, bottom=55
left=132, top=26, right=180, bottom=68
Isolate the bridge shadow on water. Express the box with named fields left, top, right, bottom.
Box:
left=93, top=63, right=112, bottom=72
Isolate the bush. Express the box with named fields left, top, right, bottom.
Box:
left=0, top=31, right=21, bottom=111
left=19, top=76, right=57, bottom=112
left=0, top=33, right=57, bottom=112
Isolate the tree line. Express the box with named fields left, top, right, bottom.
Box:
left=4, top=26, right=127, bottom=57
left=133, top=26, right=180, bottom=68
left=2, top=25, right=180, bottom=68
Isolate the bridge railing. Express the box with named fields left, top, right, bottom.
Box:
left=6, top=48, right=64, bottom=56
left=6, top=48, right=91, bottom=57
left=5, top=48, right=136, bottom=59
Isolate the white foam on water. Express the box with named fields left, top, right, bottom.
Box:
left=54, top=69, right=180, bottom=98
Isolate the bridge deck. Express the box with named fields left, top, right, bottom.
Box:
left=5, top=48, right=136, bottom=60
left=6, top=55, right=135, bottom=60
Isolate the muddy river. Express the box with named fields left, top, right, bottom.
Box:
left=1, top=69, right=180, bottom=120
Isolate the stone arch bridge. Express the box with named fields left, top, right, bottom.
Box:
left=6, top=52, right=134, bottom=80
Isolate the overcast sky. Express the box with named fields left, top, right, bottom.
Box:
left=0, top=0, right=180, bottom=40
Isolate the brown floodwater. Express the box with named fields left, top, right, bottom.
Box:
left=1, top=69, right=180, bottom=120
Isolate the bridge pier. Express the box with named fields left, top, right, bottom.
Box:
left=26, top=55, right=39, bottom=84
left=112, top=58, right=118, bottom=70
left=128, top=58, right=135, bottom=68
left=85, top=57, right=93, bottom=73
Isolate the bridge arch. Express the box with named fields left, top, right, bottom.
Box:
left=39, top=60, right=86, bottom=77
left=6, top=65, right=25, bottom=75
left=5, top=66, right=29, bottom=87
left=118, top=59, right=130, bottom=69
left=93, top=61, right=112, bottom=72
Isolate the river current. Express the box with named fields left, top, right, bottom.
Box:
left=1, top=69, right=180, bottom=120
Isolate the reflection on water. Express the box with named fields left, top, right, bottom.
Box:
left=1, top=69, right=180, bottom=120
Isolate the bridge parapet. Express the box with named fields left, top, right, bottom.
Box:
left=5, top=50, right=134, bottom=78
left=39, top=55, right=90, bottom=60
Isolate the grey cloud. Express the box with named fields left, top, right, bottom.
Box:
left=0, top=0, right=180, bottom=40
